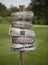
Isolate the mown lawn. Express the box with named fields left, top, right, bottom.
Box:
left=0, top=24, right=48, bottom=65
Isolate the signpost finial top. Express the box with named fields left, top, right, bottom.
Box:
left=19, top=5, right=25, bottom=11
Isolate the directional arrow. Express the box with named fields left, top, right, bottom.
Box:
left=9, top=28, right=35, bottom=37
left=10, top=44, right=35, bottom=51
left=12, top=36, right=34, bottom=44
left=11, top=11, right=33, bottom=19
left=11, top=21, right=32, bottom=28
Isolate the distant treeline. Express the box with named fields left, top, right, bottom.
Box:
left=0, top=2, right=48, bottom=25
left=0, top=3, right=19, bottom=17
left=27, top=0, right=48, bottom=25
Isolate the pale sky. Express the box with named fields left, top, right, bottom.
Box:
left=0, top=0, right=31, bottom=8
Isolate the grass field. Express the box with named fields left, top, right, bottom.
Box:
left=0, top=24, right=48, bottom=65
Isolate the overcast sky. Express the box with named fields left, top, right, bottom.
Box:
left=0, top=0, right=31, bottom=8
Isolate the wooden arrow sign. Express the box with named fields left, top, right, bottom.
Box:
left=10, top=44, right=35, bottom=51
left=11, top=11, right=33, bottom=19
left=11, top=21, right=32, bottom=28
left=9, top=28, right=35, bottom=37
left=12, top=36, right=34, bottom=44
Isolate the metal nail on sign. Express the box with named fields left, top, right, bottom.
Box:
left=11, top=21, right=32, bottom=28
left=9, top=28, right=35, bottom=37
left=11, top=11, right=33, bottom=19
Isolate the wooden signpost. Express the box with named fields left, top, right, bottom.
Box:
left=9, top=5, right=35, bottom=65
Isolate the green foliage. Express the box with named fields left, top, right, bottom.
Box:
left=29, top=0, right=48, bottom=25
left=9, top=6, right=19, bottom=12
left=0, top=17, right=11, bottom=24
left=0, top=3, right=19, bottom=17
left=0, top=24, right=48, bottom=65
left=32, top=16, right=46, bottom=25
left=25, top=6, right=32, bottom=11
left=0, top=3, right=7, bottom=16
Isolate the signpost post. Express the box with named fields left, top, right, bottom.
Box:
left=9, top=5, right=35, bottom=65
left=19, top=5, right=25, bottom=65
left=20, top=51, right=24, bottom=65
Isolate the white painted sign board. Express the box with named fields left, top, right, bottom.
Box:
left=9, top=28, right=35, bottom=37
left=9, top=10, right=35, bottom=52
left=11, top=11, right=33, bottom=19
left=12, top=36, right=34, bottom=44
left=11, top=21, right=32, bottom=28
left=10, top=44, right=35, bottom=51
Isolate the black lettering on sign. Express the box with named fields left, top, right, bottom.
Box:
left=20, top=31, right=25, bottom=35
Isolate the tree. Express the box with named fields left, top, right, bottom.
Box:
left=0, top=3, right=7, bottom=16
left=9, top=6, right=19, bottom=13
left=25, top=6, right=32, bottom=11
left=0, top=3, right=19, bottom=17
left=29, top=0, right=48, bottom=25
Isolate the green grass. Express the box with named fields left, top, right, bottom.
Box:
left=0, top=24, right=48, bottom=65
